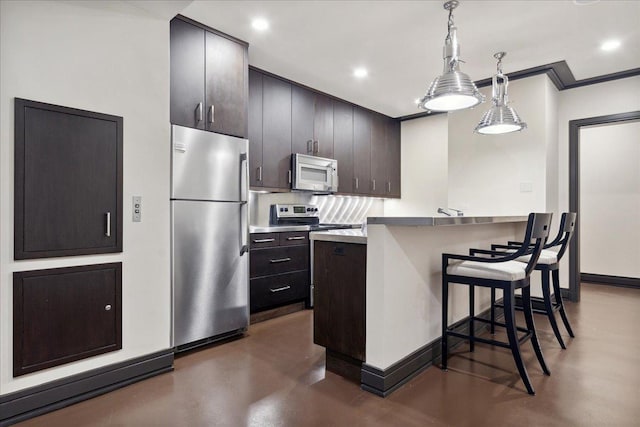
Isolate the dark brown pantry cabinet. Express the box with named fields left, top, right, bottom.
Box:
left=170, top=16, right=248, bottom=138
left=13, top=263, right=122, bottom=376
left=14, top=98, right=123, bottom=260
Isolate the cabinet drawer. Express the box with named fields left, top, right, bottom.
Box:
left=250, top=271, right=308, bottom=312
left=279, top=231, right=309, bottom=246
left=250, top=233, right=279, bottom=249
left=250, top=245, right=309, bottom=278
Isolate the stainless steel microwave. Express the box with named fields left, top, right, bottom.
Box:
left=291, top=153, right=338, bottom=193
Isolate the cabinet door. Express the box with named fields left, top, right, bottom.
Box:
left=262, top=75, right=292, bottom=189
left=248, top=69, right=263, bottom=187
left=170, top=18, right=205, bottom=130
left=15, top=99, right=123, bottom=259
left=353, top=107, right=371, bottom=195
left=386, top=119, right=401, bottom=198
left=314, top=94, right=334, bottom=159
left=313, top=241, right=366, bottom=361
left=13, top=263, right=122, bottom=376
left=333, top=100, right=354, bottom=194
left=205, top=31, right=248, bottom=138
left=370, top=112, right=388, bottom=196
left=291, top=85, right=315, bottom=155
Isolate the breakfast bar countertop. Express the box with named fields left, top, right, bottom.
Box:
left=367, top=215, right=528, bottom=227
left=309, top=229, right=367, bottom=245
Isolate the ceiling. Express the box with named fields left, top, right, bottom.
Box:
left=140, top=1, right=639, bottom=117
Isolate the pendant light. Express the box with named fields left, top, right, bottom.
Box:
left=475, top=52, right=527, bottom=135
left=418, top=0, right=484, bottom=112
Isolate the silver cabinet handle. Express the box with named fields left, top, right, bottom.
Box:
left=269, top=285, right=291, bottom=293
left=269, top=257, right=291, bottom=263
left=372, top=179, right=376, bottom=191
left=195, top=102, right=203, bottom=122
left=355, top=177, right=359, bottom=189
left=105, top=304, right=112, bottom=311
left=208, top=105, right=215, bottom=124
left=388, top=181, right=392, bottom=193
left=307, top=140, right=313, bottom=154
left=105, top=212, right=111, bottom=237
left=314, top=140, right=319, bottom=154
left=288, top=169, right=292, bottom=184
left=287, top=236, right=305, bottom=241
left=257, top=166, right=263, bottom=182
left=253, top=238, right=275, bottom=243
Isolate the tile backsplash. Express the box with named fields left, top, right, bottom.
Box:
left=249, top=191, right=384, bottom=226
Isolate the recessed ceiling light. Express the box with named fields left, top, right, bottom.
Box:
left=601, top=39, right=621, bottom=51
left=353, top=68, right=368, bottom=78
left=252, top=18, right=269, bottom=31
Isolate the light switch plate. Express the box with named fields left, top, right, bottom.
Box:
left=133, top=196, right=142, bottom=222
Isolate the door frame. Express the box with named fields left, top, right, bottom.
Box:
left=568, top=110, right=640, bottom=302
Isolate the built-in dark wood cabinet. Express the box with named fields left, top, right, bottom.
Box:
left=248, top=68, right=264, bottom=187
left=313, top=241, right=366, bottom=380
left=314, top=94, right=334, bottom=159
left=14, top=98, right=123, bottom=260
left=262, top=75, right=293, bottom=189
left=370, top=113, right=388, bottom=197
left=13, top=263, right=122, bottom=376
left=386, top=119, right=401, bottom=198
left=249, top=232, right=310, bottom=313
left=353, top=108, right=372, bottom=196
left=248, top=67, right=400, bottom=198
left=333, top=100, right=354, bottom=194
left=170, top=16, right=248, bottom=138
left=291, top=85, right=316, bottom=156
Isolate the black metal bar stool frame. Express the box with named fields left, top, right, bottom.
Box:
left=441, top=213, right=553, bottom=395
left=474, top=213, right=576, bottom=349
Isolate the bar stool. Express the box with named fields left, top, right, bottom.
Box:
left=441, top=212, right=552, bottom=395
left=481, top=212, right=576, bottom=349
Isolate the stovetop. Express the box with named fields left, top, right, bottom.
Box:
left=249, top=223, right=358, bottom=233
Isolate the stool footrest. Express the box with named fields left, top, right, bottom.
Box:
left=472, top=316, right=529, bottom=334
left=494, top=301, right=561, bottom=314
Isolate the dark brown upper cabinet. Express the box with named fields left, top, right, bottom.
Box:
left=386, top=119, right=401, bottom=198
left=370, top=112, right=388, bottom=197
left=291, top=87, right=333, bottom=158
left=332, top=100, right=354, bottom=194
left=170, top=16, right=248, bottom=138
left=291, top=85, right=316, bottom=156
left=248, top=68, right=264, bottom=187
left=352, top=107, right=372, bottom=196
left=13, top=263, right=122, bottom=376
left=14, top=98, right=123, bottom=260
left=261, top=75, right=292, bottom=190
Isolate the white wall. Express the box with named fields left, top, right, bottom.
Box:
left=447, top=74, right=554, bottom=216
left=384, top=114, right=448, bottom=216
left=0, top=1, right=171, bottom=394
left=580, top=121, right=640, bottom=278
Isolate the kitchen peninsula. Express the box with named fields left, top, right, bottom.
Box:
left=311, top=215, right=527, bottom=396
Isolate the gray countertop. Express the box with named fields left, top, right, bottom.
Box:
left=367, top=215, right=528, bottom=227
left=309, top=229, right=367, bottom=244
left=250, top=224, right=360, bottom=233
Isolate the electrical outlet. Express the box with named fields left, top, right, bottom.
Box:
left=133, top=196, right=142, bottom=222
left=519, top=182, right=533, bottom=193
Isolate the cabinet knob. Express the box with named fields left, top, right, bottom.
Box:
left=105, top=304, right=112, bottom=311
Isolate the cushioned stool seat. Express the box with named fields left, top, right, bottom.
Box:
left=447, top=260, right=526, bottom=281
left=515, top=249, right=558, bottom=265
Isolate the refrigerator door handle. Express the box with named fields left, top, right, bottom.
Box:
left=239, top=152, right=248, bottom=202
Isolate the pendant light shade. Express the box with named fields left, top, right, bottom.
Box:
left=418, top=1, right=484, bottom=112
left=475, top=52, right=527, bottom=135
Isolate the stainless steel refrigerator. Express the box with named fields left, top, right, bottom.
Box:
left=171, top=124, right=249, bottom=350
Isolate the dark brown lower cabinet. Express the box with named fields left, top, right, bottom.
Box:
left=13, top=263, right=122, bottom=377
left=313, top=241, right=366, bottom=369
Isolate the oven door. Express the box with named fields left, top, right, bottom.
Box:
left=292, top=153, right=338, bottom=193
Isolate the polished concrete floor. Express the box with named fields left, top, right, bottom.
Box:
left=17, top=283, right=640, bottom=426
